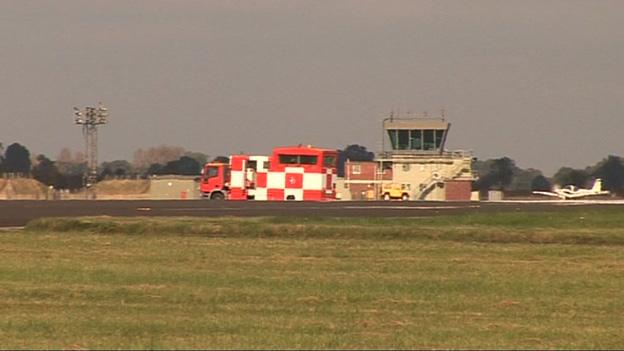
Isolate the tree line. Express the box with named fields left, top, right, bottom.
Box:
left=1, top=141, right=623, bottom=195
left=473, top=155, right=624, bottom=195
left=0, top=142, right=222, bottom=190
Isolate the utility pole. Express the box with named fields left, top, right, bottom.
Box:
left=73, top=103, right=108, bottom=198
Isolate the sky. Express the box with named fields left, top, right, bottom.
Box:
left=0, top=0, right=622, bottom=175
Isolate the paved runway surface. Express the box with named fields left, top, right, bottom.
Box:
left=1, top=199, right=624, bottom=227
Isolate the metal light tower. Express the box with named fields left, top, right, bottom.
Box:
left=74, top=103, right=108, bottom=190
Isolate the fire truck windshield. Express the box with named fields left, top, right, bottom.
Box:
left=278, top=154, right=318, bottom=165
left=206, top=166, right=219, bottom=178
left=299, top=155, right=317, bottom=165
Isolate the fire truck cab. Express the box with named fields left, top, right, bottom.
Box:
left=199, top=162, right=230, bottom=200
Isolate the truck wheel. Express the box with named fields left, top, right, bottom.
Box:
left=210, top=192, right=225, bottom=200
left=383, top=193, right=391, bottom=201
left=401, top=193, right=409, bottom=201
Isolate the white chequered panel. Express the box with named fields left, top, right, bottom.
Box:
left=230, top=170, right=245, bottom=188
left=253, top=188, right=267, bottom=201
left=303, top=172, right=323, bottom=190
left=267, top=172, right=285, bottom=189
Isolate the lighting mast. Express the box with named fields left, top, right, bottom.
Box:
left=73, top=103, right=108, bottom=193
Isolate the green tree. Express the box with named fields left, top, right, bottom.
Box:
left=145, top=163, right=164, bottom=176
left=493, top=157, right=515, bottom=188
left=553, top=167, right=589, bottom=188
left=590, top=155, right=624, bottom=194
left=474, top=157, right=517, bottom=190
left=4, top=143, right=31, bottom=175
left=59, top=173, right=85, bottom=190
left=510, top=168, right=542, bottom=192
left=32, top=154, right=62, bottom=187
left=100, top=160, right=133, bottom=179
left=163, top=156, right=200, bottom=175
left=212, top=156, right=230, bottom=163
left=54, top=149, right=87, bottom=190
left=531, top=175, right=552, bottom=192
left=184, top=152, right=208, bottom=167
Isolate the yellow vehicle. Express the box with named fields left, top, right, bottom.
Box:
left=380, top=183, right=410, bottom=201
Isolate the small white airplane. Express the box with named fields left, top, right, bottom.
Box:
left=533, top=178, right=610, bottom=200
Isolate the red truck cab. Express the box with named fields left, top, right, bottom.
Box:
left=200, top=162, right=230, bottom=199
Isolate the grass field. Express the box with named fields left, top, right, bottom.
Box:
left=1, top=209, right=624, bottom=349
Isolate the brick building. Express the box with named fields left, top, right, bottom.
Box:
left=344, top=160, right=392, bottom=200
left=444, top=179, right=473, bottom=201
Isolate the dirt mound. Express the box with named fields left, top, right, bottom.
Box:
left=94, top=179, right=150, bottom=195
left=0, top=178, right=48, bottom=199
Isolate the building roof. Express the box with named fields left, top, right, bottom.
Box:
left=383, top=118, right=450, bottom=130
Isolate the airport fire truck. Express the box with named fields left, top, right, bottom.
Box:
left=200, top=145, right=338, bottom=201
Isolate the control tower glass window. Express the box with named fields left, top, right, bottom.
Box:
left=435, top=130, right=445, bottom=150
left=388, top=130, right=398, bottom=150
left=409, top=130, right=423, bottom=150
left=387, top=128, right=445, bottom=151
left=397, top=130, right=409, bottom=150
left=423, top=130, right=435, bottom=150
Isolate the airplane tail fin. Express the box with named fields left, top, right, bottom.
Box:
left=592, top=179, right=602, bottom=192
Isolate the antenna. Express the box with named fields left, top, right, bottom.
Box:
left=74, top=102, right=108, bottom=196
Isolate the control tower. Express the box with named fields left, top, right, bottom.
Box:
left=377, top=114, right=474, bottom=200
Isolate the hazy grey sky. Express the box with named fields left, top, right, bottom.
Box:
left=1, top=0, right=622, bottom=175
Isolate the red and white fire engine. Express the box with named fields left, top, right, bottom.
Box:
left=200, top=145, right=338, bottom=201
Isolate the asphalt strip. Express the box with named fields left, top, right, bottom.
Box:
left=157, top=207, right=256, bottom=211
left=344, top=205, right=481, bottom=210
left=493, top=200, right=624, bottom=205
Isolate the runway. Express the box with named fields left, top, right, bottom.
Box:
left=1, top=199, right=624, bottom=227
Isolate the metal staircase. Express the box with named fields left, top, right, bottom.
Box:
left=416, top=159, right=472, bottom=200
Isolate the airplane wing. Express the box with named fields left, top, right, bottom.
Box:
left=566, top=191, right=610, bottom=199
left=532, top=191, right=564, bottom=198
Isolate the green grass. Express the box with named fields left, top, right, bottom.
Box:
left=1, top=210, right=624, bottom=348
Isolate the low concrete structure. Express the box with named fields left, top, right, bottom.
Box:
left=488, top=190, right=504, bottom=201
left=0, top=177, right=201, bottom=200
left=93, top=179, right=151, bottom=200
left=334, top=178, right=351, bottom=200
left=149, top=176, right=200, bottom=200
